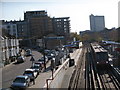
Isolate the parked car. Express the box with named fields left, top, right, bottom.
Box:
left=31, top=64, right=41, bottom=74
left=46, top=53, right=54, bottom=60
left=23, top=69, right=38, bottom=80
left=44, top=50, right=51, bottom=54
left=34, top=62, right=44, bottom=69
left=38, top=56, right=48, bottom=64
left=17, top=56, right=25, bottom=63
left=11, top=75, right=30, bottom=89
left=25, top=49, right=32, bottom=56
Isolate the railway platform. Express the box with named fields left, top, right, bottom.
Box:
left=60, top=48, right=82, bottom=88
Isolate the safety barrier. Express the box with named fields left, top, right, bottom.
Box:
left=44, top=58, right=69, bottom=89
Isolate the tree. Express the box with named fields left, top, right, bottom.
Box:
left=70, top=32, right=81, bottom=41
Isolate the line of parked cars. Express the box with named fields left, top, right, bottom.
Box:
left=10, top=47, right=70, bottom=89
left=11, top=49, right=35, bottom=90
left=11, top=63, right=42, bottom=89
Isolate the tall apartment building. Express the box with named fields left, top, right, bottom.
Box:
left=52, top=17, right=70, bottom=43
left=24, top=10, right=53, bottom=39
left=90, top=14, right=105, bottom=32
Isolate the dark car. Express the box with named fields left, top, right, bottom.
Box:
left=23, top=69, right=38, bottom=79
left=34, top=62, right=44, bottom=69
left=17, top=56, right=25, bottom=63
left=46, top=53, right=54, bottom=60
left=38, top=56, right=48, bottom=64
left=31, top=64, right=41, bottom=74
left=25, top=49, right=32, bottom=56
left=37, top=56, right=48, bottom=68
left=11, top=75, right=30, bottom=89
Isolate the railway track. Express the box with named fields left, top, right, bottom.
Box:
left=86, top=47, right=102, bottom=90
left=87, top=45, right=120, bottom=90
left=89, top=44, right=120, bottom=90
left=68, top=44, right=120, bottom=89
left=98, top=66, right=120, bottom=89
left=69, top=46, right=86, bottom=89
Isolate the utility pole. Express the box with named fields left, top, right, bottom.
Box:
left=43, top=36, right=46, bottom=69
left=30, top=55, right=35, bottom=66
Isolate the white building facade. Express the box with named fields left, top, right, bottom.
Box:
left=1, top=37, right=20, bottom=66
left=0, top=20, right=20, bottom=66
left=0, top=35, right=20, bottom=66
left=90, top=14, right=105, bottom=32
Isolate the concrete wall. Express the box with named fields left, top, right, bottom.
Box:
left=44, top=58, right=69, bottom=88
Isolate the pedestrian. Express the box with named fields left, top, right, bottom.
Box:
left=32, top=78, right=35, bottom=85
left=30, top=78, right=35, bottom=85
left=31, top=73, right=35, bottom=85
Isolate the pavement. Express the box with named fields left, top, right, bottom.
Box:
left=28, top=60, right=53, bottom=88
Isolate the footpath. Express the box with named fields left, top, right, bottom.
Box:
left=28, top=60, right=52, bottom=88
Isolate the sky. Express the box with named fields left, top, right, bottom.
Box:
left=0, top=0, right=120, bottom=33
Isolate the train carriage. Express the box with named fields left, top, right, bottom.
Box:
left=91, top=43, right=109, bottom=68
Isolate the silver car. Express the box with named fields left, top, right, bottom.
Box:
left=11, top=75, right=30, bottom=89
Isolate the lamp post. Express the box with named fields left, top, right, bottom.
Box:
left=43, top=36, right=46, bottom=69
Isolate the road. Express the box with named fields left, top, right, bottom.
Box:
left=2, top=50, right=42, bottom=89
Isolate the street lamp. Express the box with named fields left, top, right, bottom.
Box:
left=42, top=36, right=46, bottom=69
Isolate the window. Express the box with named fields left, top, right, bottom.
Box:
left=7, top=26, right=10, bottom=28
left=13, top=25, right=16, bottom=28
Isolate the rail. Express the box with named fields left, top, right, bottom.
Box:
left=46, top=58, right=69, bottom=88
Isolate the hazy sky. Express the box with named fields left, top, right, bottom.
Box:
left=0, top=0, right=120, bottom=33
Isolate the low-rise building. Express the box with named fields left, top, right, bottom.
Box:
left=0, top=26, right=20, bottom=66
left=0, top=32, right=4, bottom=67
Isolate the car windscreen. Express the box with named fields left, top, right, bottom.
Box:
left=33, top=66, right=39, bottom=69
left=38, top=58, right=44, bottom=61
left=13, top=78, right=25, bottom=83
left=24, top=71, right=33, bottom=75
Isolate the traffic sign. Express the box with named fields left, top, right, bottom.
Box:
left=30, top=56, right=35, bottom=61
